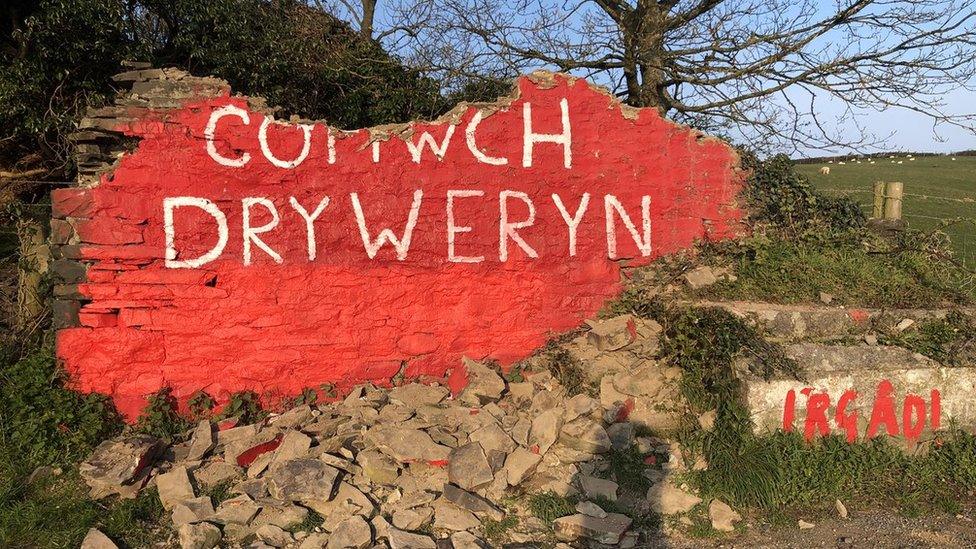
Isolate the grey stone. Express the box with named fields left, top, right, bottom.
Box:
left=371, top=515, right=437, bottom=549
left=459, top=358, right=506, bottom=404
left=357, top=449, right=400, bottom=485
left=307, top=482, right=376, bottom=531
left=172, top=496, right=215, bottom=526
left=441, top=484, right=504, bottom=521
left=468, top=423, right=516, bottom=455
left=158, top=466, right=196, bottom=510
left=391, top=506, right=433, bottom=530
left=250, top=498, right=309, bottom=529
left=265, top=459, right=340, bottom=502
left=448, top=443, right=494, bottom=490
left=576, top=501, right=607, bottom=518
left=682, top=266, right=723, bottom=289
left=586, top=314, right=637, bottom=351
left=529, top=409, right=564, bottom=455
left=269, top=405, right=313, bottom=429
left=449, top=531, right=490, bottom=549
left=552, top=513, right=631, bottom=544
left=79, top=434, right=163, bottom=497
left=579, top=476, right=618, bottom=501
left=648, top=480, right=701, bottom=514
left=299, top=533, right=331, bottom=549
left=272, top=430, right=312, bottom=462
left=365, top=427, right=451, bottom=463
left=606, top=422, right=634, bottom=451
left=326, top=515, right=373, bottom=549
left=388, top=383, right=449, bottom=408
left=256, top=524, right=294, bottom=547
left=177, top=522, right=221, bottom=549
left=560, top=419, right=611, bottom=454
left=81, top=528, right=118, bottom=549
left=503, top=447, right=542, bottom=486
left=212, top=494, right=260, bottom=525
left=192, top=461, right=242, bottom=487
left=186, top=421, right=216, bottom=461
left=433, top=501, right=481, bottom=531
left=708, top=499, right=741, bottom=532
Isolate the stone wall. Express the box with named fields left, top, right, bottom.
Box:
left=51, top=66, right=745, bottom=420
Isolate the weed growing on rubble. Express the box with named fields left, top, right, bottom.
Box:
left=136, top=387, right=191, bottom=442
left=526, top=491, right=577, bottom=523
left=607, top=445, right=654, bottom=493
left=536, top=341, right=596, bottom=397
left=880, top=311, right=976, bottom=366
left=481, top=514, right=520, bottom=544
left=218, top=390, right=267, bottom=424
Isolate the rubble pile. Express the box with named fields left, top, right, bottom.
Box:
left=78, top=314, right=724, bottom=549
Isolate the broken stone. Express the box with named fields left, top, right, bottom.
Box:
left=606, top=422, right=634, bottom=451
left=326, top=515, right=373, bottom=549
left=450, top=531, right=490, bottom=549
left=682, top=265, right=722, bottom=289
left=192, top=461, right=242, bottom=487
left=563, top=394, right=599, bottom=422
left=371, top=515, right=437, bottom=549
left=560, top=419, right=611, bottom=454
left=895, top=318, right=916, bottom=333
left=586, top=314, right=637, bottom=351
left=389, top=383, right=449, bottom=409
left=212, top=494, right=261, bottom=525
left=448, top=443, right=494, bottom=490
left=177, top=522, right=221, bottom=549
left=511, top=418, right=531, bottom=446
left=576, top=501, right=607, bottom=519
left=864, top=333, right=879, bottom=346
left=529, top=409, right=564, bottom=455
left=172, top=497, right=215, bottom=526
left=265, top=459, right=340, bottom=503
left=310, top=482, right=376, bottom=531
left=708, top=499, right=741, bottom=532
left=507, top=382, right=535, bottom=405
left=459, top=357, right=506, bottom=404
left=250, top=498, right=310, bottom=529
left=434, top=500, right=481, bottom=531
left=442, top=483, right=505, bottom=521
left=579, top=475, right=618, bottom=501
left=819, top=291, right=834, bottom=305
left=256, top=524, right=294, bottom=547
left=269, top=405, right=313, bottom=429
left=552, top=513, right=631, bottom=544
left=649, top=481, right=701, bottom=514
left=357, top=449, right=400, bottom=485
left=299, top=533, right=331, bottom=549
left=80, top=434, right=163, bottom=497
left=158, top=466, right=196, bottom=510
left=366, top=427, right=451, bottom=463
left=81, top=528, right=118, bottom=549
left=798, top=519, right=815, bottom=530
left=392, top=506, right=433, bottom=530
left=271, top=430, right=312, bottom=462
left=836, top=499, right=848, bottom=519
left=187, top=421, right=216, bottom=461
left=468, top=423, right=516, bottom=455
left=504, top=447, right=543, bottom=485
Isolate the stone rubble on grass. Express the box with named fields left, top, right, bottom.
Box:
left=77, top=317, right=700, bottom=547
left=708, top=499, right=742, bottom=532
left=81, top=528, right=119, bottom=549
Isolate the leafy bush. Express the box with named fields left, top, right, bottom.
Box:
left=741, top=152, right=865, bottom=234
left=136, top=387, right=190, bottom=442
left=0, top=342, right=121, bottom=467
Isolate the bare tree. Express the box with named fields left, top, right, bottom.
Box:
left=308, top=0, right=434, bottom=48
left=403, top=0, right=976, bottom=151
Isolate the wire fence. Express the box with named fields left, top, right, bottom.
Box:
left=819, top=187, right=976, bottom=270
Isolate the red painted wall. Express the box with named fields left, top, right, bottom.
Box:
left=54, top=74, right=744, bottom=420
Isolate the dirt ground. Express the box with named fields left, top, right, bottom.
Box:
left=659, top=507, right=976, bottom=548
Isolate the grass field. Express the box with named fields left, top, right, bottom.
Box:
left=796, top=155, right=976, bottom=267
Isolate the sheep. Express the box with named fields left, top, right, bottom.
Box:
left=820, top=166, right=831, bottom=175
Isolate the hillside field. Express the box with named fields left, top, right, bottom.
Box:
left=796, top=155, right=976, bottom=267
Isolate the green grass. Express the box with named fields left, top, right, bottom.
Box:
left=797, top=155, right=976, bottom=267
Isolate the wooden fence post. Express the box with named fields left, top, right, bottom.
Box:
left=884, top=182, right=904, bottom=221
left=872, top=181, right=885, bottom=219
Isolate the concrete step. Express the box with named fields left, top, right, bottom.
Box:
left=741, top=343, right=976, bottom=443
left=691, top=300, right=976, bottom=342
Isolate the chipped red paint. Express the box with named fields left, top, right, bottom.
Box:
left=55, top=74, right=745, bottom=421
left=235, top=433, right=283, bottom=467
left=847, top=309, right=870, bottom=323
